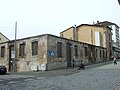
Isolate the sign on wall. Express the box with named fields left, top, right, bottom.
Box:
left=11, top=51, right=15, bottom=59
left=50, top=50, right=55, bottom=56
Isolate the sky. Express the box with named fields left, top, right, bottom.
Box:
left=0, top=0, right=120, bottom=40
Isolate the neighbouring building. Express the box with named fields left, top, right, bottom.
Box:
left=0, top=34, right=108, bottom=72
left=60, top=24, right=113, bottom=60
left=0, top=32, right=9, bottom=43
left=98, top=21, right=120, bottom=57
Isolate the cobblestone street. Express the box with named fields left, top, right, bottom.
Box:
left=0, top=60, right=120, bottom=90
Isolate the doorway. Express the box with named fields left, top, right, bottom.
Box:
left=9, top=45, right=14, bottom=72
left=66, top=43, right=72, bottom=67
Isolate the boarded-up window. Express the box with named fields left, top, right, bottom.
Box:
left=32, top=41, right=38, bottom=56
left=57, top=42, right=62, bottom=57
left=1, top=46, right=5, bottom=57
left=85, top=47, right=87, bottom=57
left=74, top=45, right=78, bottom=57
left=19, top=43, right=25, bottom=57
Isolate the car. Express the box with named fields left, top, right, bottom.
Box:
left=0, top=66, right=7, bottom=75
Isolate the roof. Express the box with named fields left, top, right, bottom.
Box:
left=77, top=24, right=106, bottom=28
left=0, top=32, right=10, bottom=41
left=99, top=21, right=119, bottom=28
left=60, top=23, right=112, bottom=34
left=60, top=26, right=74, bottom=34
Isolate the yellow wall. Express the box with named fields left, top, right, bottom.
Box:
left=60, top=27, right=74, bottom=40
left=77, top=26, right=92, bottom=44
left=60, top=24, right=112, bottom=49
left=77, top=25, right=106, bottom=47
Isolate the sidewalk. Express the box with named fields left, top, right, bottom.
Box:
left=10, top=59, right=120, bottom=77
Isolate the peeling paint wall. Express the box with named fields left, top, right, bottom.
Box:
left=47, top=35, right=107, bottom=70
left=0, top=34, right=108, bottom=72
left=0, top=43, right=9, bottom=72
left=15, top=35, right=48, bottom=72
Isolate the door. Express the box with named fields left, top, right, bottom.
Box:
left=66, top=43, right=72, bottom=67
left=9, top=45, right=14, bottom=72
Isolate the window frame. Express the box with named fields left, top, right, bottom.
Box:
left=32, top=41, right=38, bottom=56
left=57, top=42, right=62, bottom=58
left=19, top=43, right=25, bottom=58
left=1, top=46, right=5, bottom=57
left=84, top=47, right=88, bottom=57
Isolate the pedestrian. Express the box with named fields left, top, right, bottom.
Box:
left=73, top=59, right=74, bottom=68
left=113, top=57, right=117, bottom=65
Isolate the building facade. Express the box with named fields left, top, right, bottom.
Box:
left=99, top=21, right=120, bottom=57
left=99, top=21, right=120, bottom=48
left=0, top=34, right=108, bottom=72
left=60, top=24, right=112, bottom=60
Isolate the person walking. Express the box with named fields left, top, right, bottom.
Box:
left=113, top=57, right=117, bottom=65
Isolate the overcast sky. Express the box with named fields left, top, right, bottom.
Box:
left=0, top=0, right=120, bottom=40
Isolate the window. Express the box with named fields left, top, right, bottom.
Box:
left=57, top=42, right=62, bottom=57
left=109, top=34, right=111, bottom=40
left=100, top=50, right=101, bottom=58
left=19, top=43, right=25, bottom=57
left=106, top=51, right=107, bottom=58
left=74, top=45, right=78, bottom=57
left=1, top=46, right=5, bottom=57
left=96, top=49, right=98, bottom=58
left=103, top=50, right=104, bottom=58
left=32, top=41, right=38, bottom=56
left=85, top=47, right=87, bottom=57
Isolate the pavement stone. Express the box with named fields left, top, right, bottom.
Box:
left=0, top=60, right=120, bottom=90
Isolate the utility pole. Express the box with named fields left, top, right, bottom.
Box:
left=13, top=21, right=17, bottom=73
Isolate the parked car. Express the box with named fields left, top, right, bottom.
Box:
left=0, top=66, right=7, bottom=75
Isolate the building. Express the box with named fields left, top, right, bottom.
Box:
left=60, top=24, right=112, bottom=60
left=99, top=21, right=120, bottom=57
left=0, top=34, right=108, bottom=72
left=0, top=32, right=9, bottom=43
left=99, top=21, right=120, bottom=48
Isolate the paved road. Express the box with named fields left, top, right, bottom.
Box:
left=0, top=60, right=120, bottom=90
